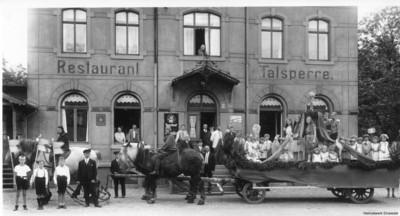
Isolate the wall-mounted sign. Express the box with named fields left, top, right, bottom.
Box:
left=57, top=60, right=139, bottom=76
left=229, top=115, right=243, bottom=134
left=96, top=114, right=106, bottom=126
left=164, top=113, right=178, bottom=136
left=261, top=65, right=332, bottom=80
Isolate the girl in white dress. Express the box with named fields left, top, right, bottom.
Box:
left=379, top=134, right=391, bottom=161
left=370, top=136, right=380, bottom=161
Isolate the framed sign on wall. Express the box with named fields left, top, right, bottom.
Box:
left=96, top=114, right=106, bottom=126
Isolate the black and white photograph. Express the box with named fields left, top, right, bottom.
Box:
left=1, top=0, right=400, bottom=215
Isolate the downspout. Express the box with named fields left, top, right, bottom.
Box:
left=244, top=7, right=248, bottom=136
left=154, top=8, right=159, bottom=148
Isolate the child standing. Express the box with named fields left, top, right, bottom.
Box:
left=30, top=160, right=49, bottom=210
left=370, top=136, right=380, bottom=161
left=379, top=134, right=391, bottom=161
left=13, top=155, right=31, bottom=211
left=54, top=156, right=70, bottom=209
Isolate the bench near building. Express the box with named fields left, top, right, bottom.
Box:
left=27, top=7, right=358, bottom=165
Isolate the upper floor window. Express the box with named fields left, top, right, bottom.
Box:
left=61, top=93, right=88, bottom=142
left=261, top=17, right=283, bottom=59
left=62, top=9, right=87, bottom=53
left=183, top=12, right=221, bottom=57
left=115, top=10, right=139, bottom=55
left=308, top=19, right=329, bottom=61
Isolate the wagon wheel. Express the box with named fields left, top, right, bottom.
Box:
left=234, top=179, right=246, bottom=199
left=241, top=183, right=265, bottom=204
left=330, top=188, right=347, bottom=199
left=98, top=185, right=111, bottom=202
left=66, top=186, right=87, bottom=206
left=348, top=188, right=374, bottom=204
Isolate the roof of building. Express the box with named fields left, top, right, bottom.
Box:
left=3, top=93, right=37, bottom=110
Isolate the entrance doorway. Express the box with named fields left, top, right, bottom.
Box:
left=114, top=94, right=141, bottom=137
left=259, top=97, right=283, bottom=139
left=187, top=94, right=217, bottom=140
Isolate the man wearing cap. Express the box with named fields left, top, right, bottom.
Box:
left=110, top=151, right=125, bottom=198
left=127, top=124, right=140, bottom=143
left=77, top=148, right=100, bottom=207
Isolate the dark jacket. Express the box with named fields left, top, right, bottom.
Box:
left=77, top=159, right=97, bottom=183
left=110, top=159, right=121, bottom=174
left=202, top=151, right=216, bottom=172
left=200, top=129, right=211, bottom=146
left=161, top=134, right=177, bottom=152
left=127, top=128, right=140, bottom=143
left=57, top=132, right=70, bottom=152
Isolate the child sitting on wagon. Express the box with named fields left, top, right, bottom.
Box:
left=278, top=148, right=293, bottom=162
left=311, top=147, right=322, bottom=163
left=327, top=145, right=339, bottom=162
left=320, top=145, right=330, bottom=162
left=361, top=134, right=372, bottom=157
left=379, top=134, right=391, bottom=161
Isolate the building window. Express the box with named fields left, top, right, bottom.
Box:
left=261, top=17, right=283, bottom=59
left=61, top=93, right=88, bottom=142
left=62, top=9, right=87, bottom=53
left=183, top=12, right=221, bottom=56
left=308, top=19, right=329, bottom=61
left=115, top=10, right=139, bottom=55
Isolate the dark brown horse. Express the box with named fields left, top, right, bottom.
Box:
left=133, top=141, right=206, bottom=205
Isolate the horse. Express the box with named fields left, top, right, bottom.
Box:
left=118, top=140, right=206, bottom=205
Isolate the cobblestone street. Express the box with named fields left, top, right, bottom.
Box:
left=3, top=186, right=399, bottom=216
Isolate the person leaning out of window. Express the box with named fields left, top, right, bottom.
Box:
left=114, top=126, right=126, bottom=145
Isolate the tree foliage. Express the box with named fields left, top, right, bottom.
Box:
left=2, top=58, right=27, bottom=85
left=358, top=6, right=400, bottom=139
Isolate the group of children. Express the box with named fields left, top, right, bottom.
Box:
left=13, top=155, right=70, bottom=211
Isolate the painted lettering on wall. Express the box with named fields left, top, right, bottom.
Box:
left=261, top=65, right=332, bottom=80
left=57, top=60, right=139, bottom=75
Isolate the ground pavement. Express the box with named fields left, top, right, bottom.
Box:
left=2, top=186, right=400, bottom=216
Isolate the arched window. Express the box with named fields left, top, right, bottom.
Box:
left=312, top=95, right=332, bottom=113
left=183, top=12, right=221, bottom=56
left=261, top=17, right=283, bottom=59
left=308, top=19, right=329, bottom=60
left=114, top=94, right=141, bottom=136
left=259, top=96, right=284, bottom=138
left=115, top=10, right=139, bottom=55
left=62, top=9, right=87, bottom=53
left=188, top=94, right=216, bottom=111
left=61, top=93, right=88, bottom=142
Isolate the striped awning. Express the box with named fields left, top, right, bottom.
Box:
left=312, top=98, right=328, bottom=107
left=261, top=97, right=282, bottom=107
left=189, top=94, right=215, bottom=105
left=116, top=95, right=140, bottom=104
left=63, top=94, right=87, bottom=104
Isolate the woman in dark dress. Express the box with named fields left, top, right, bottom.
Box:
left=56, top=126, right=69, bottom=153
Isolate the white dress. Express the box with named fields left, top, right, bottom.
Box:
left=312, top=153, right=322, bottom=163
left=320, top=152, right=329, bottom=162
left=379, top=141, right=391, bottom=161
left=370, top=143, right=380, bottom=161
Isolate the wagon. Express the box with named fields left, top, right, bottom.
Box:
left=231, top=164, right=400, bottom=204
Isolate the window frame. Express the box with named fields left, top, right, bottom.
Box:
left=183, top=12, right=222, bottom=57
left=61, top=8, right=88, bottom=54
left=60, top=93, right=89, bottom=142
left=114, top=10, right=140, bottom=55
left=308, top=19, right=330, bottom=61
left=261, top=17, right=284, bottom=60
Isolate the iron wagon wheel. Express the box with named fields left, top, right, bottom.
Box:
left=66, top=186, right=87, bottom=206
left=234, top=179, right=247, bottom=199
left=330, top=188, right=347, bottom=199
left=241, top=182, right=266, bottom=204
left=98, top=185, right=111, bottom=202
left=348, top=188, right=374, bottom=204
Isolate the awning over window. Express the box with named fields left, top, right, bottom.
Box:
left=260, top=97, right=282, bottom=111
left=116, top=95, right=140, bottom=104
left=62, top=94, right=88, bottom=105
left=312, top=98, right=328, bottom=107
left=171, top=60, right=240, bottom=87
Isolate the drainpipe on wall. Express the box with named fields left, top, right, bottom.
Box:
left=154, top=8, right=159, bottom=148
left=244, top=7, right=248, bottom=136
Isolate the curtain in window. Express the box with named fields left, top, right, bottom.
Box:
left=61, top=108, right=67, bottom=133
left=184, top=28, right=194, bottom=55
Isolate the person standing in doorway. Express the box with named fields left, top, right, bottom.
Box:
left=200, top=124, right=211, bottom=148
left=127, top=124, right=140, bottom=143
left=210, top=126, right=223, bottom=153
left=110, top=152, right=126, bottom=198
left=114, top=127, right=126, bottom=145
left=77, top=148, right=100, bottom=207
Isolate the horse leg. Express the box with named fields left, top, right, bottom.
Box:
left=197, top=179, right=206, bottom=205
left=187, top=174, right=200, bottom=204
left=141, top=176, right=150, bottom=201
left=147, top=176, right=157, bottom=204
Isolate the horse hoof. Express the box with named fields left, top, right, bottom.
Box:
left=147, top=199, right=155, bottom=204
left=197, top=200, right=205, bottom=205
left=187, top=199, right=195, bottom=204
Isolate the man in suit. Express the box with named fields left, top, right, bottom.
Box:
left=110, top=152, right=125, bottom=198
left=202, top=145, right=216, bottom=193
left=151, top=128, right=176, bottom=175
left=77, top=148, right=100, bottom=207
left=126, top=124, right=140, bottom=143
left=200, top=124, right=211, bottom=148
